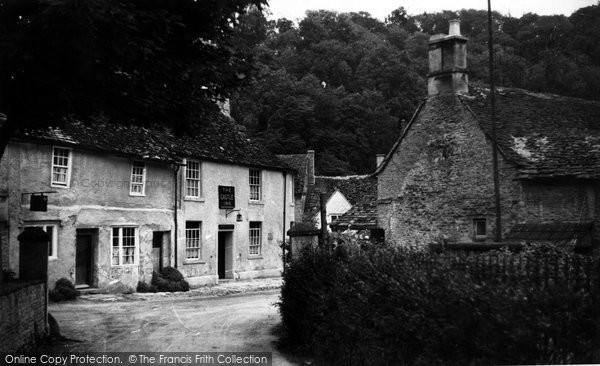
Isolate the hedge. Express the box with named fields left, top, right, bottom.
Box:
left=278, top=243, right=600, bottom=365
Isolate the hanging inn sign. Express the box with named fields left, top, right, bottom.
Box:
left=218, top=186, right=235, bottom=209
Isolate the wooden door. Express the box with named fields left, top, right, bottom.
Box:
left=218, top=233, right=225, bottom=279
left=75, top=233, right=92, bottom=286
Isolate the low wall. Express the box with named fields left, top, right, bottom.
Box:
left=0, top=280, right=47, bottom=352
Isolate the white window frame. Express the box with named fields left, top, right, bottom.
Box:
left=24, top=223, right=58, bottom=259
left=51, top=147, right=72, bottom=188
left=184, top=160, right=202, bottom=199
left=249, top=221, right=262, bottom=256
left=473, top=218, right=487, bottom=240
left=129, top=161, right=146, bottom=196
left=111, top=227, right=139, bottom=266
left=249, top=169, right=262, bottom=201
left=185, top=221, right=202, bottom=260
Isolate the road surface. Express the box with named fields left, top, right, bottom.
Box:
left=38, top=290, right=303, bottom=365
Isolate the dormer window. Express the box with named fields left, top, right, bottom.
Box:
left=130, top=161, right=146, bottom=196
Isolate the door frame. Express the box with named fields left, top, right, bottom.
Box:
left=217, top=225, right=234, bottom=280
left=75, top=229, right=97, bottom=287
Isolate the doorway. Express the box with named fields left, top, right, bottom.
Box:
left=217, top=229, right=233, bottom=279
left=75, top=230, right=95, bottom=287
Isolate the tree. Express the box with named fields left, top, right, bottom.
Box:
left=0, top=0, right=266, bottom=160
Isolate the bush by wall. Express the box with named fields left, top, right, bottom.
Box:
left=48, top=278, right=77, bottom=302
left=279, top=243, right=600, bottom=365
left=137, top=267, right=189, bottom=293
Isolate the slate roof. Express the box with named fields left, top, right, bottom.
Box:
left=15, top=114, right=292, bottom=171
left=17, top=121, right=178, bottom=163
left=505, top=222, right=593, bottom=242
left=462, top=87, right=600, bottom=179
left=329, top=200, right=378, bottom=230
left=304, top=175, right=377, bottom=222
left=276, top=154, right=309, bottom=195
left=375, top=87, right=600, bottom=179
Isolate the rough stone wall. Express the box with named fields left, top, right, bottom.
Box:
left=377, top=95, right=600, bottom=246
left=0, top=281, right=47, bottom=352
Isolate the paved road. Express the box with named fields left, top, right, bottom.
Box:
left=39, top=291, right=302, bottom=366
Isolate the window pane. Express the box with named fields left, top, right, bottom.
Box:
left=185, top=221, right=201, bottom=259
left=185, top=161, right=201, bottom=197
left=249, top=169, right=261, bottom=200
left=112, top=227, right=137, bottom=265
left=475, top=220, right=486, bottom=236
left=249, top=221, right=261, bottom=255
left=130, top=162, right=145, bottom=194
left=52, top=148, right=70, bottom=185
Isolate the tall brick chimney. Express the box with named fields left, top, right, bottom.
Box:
left=427, top=20, right=468, bottom=96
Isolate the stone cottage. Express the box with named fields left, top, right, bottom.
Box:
left=0, top=113, right=295, bottom=290
left=375, top=20, right=600, bottom=248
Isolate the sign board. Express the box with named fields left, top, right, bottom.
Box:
left=30, top=194, right=48, bottom=212
left=218, top=186, right=235, bottom=209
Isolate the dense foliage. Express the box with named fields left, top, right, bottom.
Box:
left=0, top=0, right=266, bottom=159
left=233, top=4, right=600, bottom=175
left=279, top=243, right=600, bottom=365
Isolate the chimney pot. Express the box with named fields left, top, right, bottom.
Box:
left=449, top=19, right=461, bottom=36
left=427, top=19, right=468, bottom=96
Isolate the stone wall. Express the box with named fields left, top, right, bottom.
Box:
left=377, top=95, right=600, bottom=246
left=0, top=281, right=47, bottom=352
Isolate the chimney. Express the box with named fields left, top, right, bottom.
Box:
left=427, top=20, right=468, bottom=96
left=307, top=150, right=315, bottom=185
left=376, top=154, right=385, bottom=168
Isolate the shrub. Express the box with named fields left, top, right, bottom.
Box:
left=138, top=267, right=189, bottom=293
left=279, top=244, right=600, bottom=365
left=49, top=278, right=77, bottom=302
left=160, top=266, right=185, bottom=282
left=136, top=281, right=153, bottom=293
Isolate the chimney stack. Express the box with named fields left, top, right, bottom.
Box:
left=427, top=20, right=468, bottom=96
left=307, top=150, right=315, bottom=185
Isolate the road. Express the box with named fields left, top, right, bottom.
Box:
left=38, top=291, right=303, bottom=366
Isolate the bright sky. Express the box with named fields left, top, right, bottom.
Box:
left=266, top=0, right=598, bottom=21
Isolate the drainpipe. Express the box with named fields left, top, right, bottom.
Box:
left=173, top=165, right=180, bottom=268
left=282, top=172, right=287, bottom=273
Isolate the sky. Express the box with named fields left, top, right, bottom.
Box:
left=266, top=0, right=598, bottom=21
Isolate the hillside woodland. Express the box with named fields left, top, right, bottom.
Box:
left=231, top=4, right=600, bottom=175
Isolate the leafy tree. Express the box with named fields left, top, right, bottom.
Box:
left=232, top=3, right=600, bottom=175
left=0, top=0, right=265, bottom=160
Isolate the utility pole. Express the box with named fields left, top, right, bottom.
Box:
left=488, top=0, right=502, bottom=242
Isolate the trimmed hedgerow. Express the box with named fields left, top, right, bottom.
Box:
left=137, top=267, right=189, bottom=293
left=49, top=278, right=78, bottom=302
left=278, top=242, right=600, bottom=365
